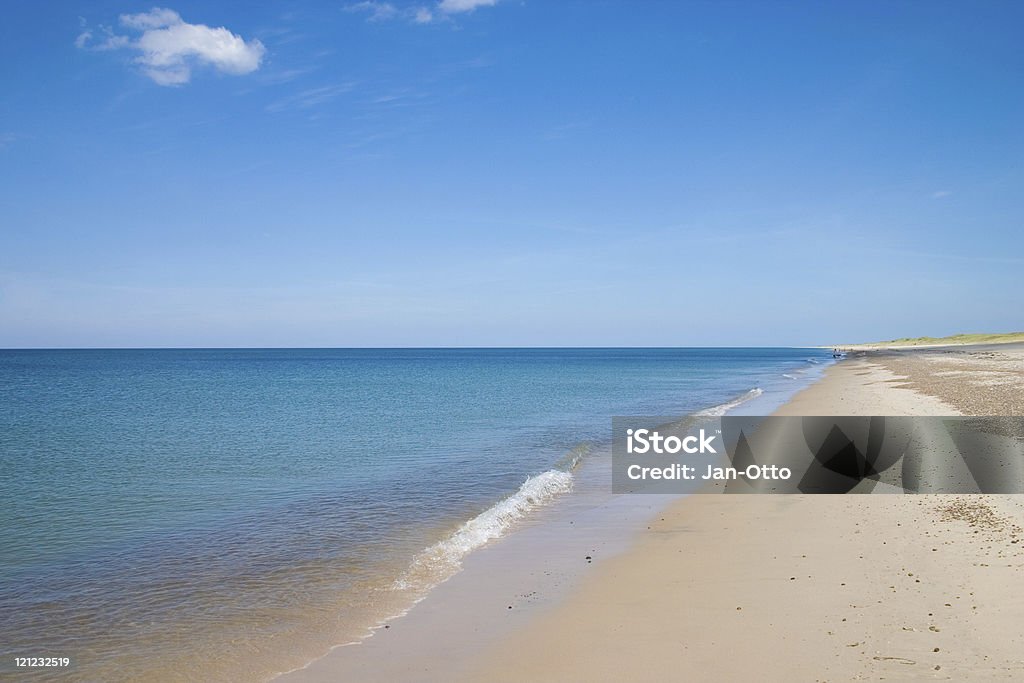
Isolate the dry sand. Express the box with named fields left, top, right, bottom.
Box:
left=459, top=347, right=1024, bottom=682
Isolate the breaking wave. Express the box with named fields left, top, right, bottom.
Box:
left=392, top=449, right=586, bottom=593
left=695, top=388, right=764, bottom=417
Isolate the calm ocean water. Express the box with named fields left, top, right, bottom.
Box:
left=0, top=348, right=829, bottom=681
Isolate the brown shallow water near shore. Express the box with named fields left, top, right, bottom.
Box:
left=457, top=346, right=1024, bottom=682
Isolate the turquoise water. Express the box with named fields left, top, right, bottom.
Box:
left=0, top=348, right=829, bottom=681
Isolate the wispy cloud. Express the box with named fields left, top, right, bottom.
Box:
left=257, top=66, right=317, bottom=86
left=74, top=19, right=130, bottom=52
left=77, top=8, right=265, bottom=86
left=346, top=1, right=434, bottom=24
left=848, top=244, right=1024, bottom=267
left=345, top=0, right=501, bottom=25
left=345, top=1, right=401, bottom=22
left=931, top=190, right=952, bottom=199
left=437, top=0, right=498, bottom=13
left=0, top=132, right=17, bottom=150
left=361, top=86, right=434, bottom=110
left=265, top=83, right=357, bottom=113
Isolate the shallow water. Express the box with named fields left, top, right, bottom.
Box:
left=0, top=348, right=829, bottom=681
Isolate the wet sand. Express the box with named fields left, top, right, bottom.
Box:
left=459, top=346, right=1024, bottom=681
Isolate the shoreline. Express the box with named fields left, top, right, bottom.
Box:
left=274, top=361, right=830, bottom=682
left=3, top=348, right=831, bottom=683
left=457, top=345, right=1024, bottom=681
left=277, top=345, right=1024, bottom=681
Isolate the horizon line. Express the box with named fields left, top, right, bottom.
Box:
left=0, top=344, right=832, bottom=351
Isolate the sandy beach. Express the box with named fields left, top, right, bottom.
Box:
left=278, top=345, right=1024, bottom=682
left=456, top=345, right=1024, bottom=682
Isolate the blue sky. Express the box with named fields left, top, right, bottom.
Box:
left=1, top=1, right=1022, bottom=347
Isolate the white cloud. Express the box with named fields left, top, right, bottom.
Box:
left=75, top=24, right=131, bottom=51
left=345, top=0, right=497, bottom=25
left=438, top=0, right=497, bottom=13
left=120, top=7, right=183, bottom=30
left=347, top=2, right=439, bottom=24
left=77, top=8, right=265, bottom=86
left=932, top=190, right=952, bottom=199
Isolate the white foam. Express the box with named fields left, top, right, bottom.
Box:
left=695, top=387, right=764, bottom=417
left=782, top=373, right=798, bottom=380
left=393, top=469, right=573, bottom=592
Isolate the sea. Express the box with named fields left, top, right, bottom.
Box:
left=0, top=348, right=830, bottom=681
